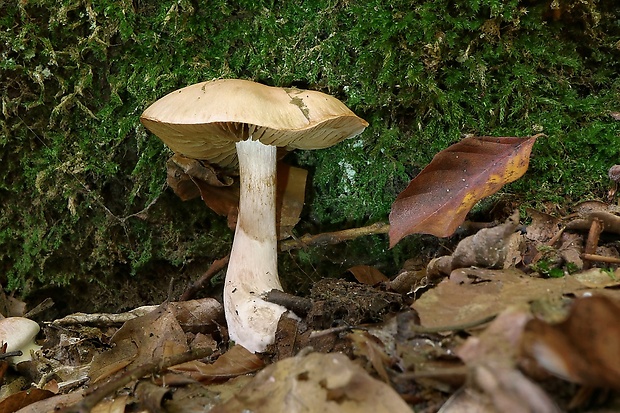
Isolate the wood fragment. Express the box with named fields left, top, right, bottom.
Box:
left=583, top=218, right=603, bottom=270
left=180, top=254, right=230, bottom=301
left=263, top=289, right=312, bottom=314
left=581, top=253, right=620, bottom=264
left=279, top=222, right=390, bottom=251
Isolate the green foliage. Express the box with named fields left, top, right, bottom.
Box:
left=1, top=0, right=619, bottom=297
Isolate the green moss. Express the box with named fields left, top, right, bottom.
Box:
left=1, top=0, right=619, bottom=297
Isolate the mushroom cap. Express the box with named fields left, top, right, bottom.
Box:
left=609, top=165, right=620, bottom=182
left=0, top=317, right=41, bottom=363
left=140, top=79, right=368, bottom=168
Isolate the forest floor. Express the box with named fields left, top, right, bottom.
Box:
left=2, top=201, right=620, bottom=413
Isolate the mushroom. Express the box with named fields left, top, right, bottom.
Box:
left=608, top=164, right=620, bottom=201
left=141, top=79, right=368, bottom=352
left=0, top=317, right=41, bottom=364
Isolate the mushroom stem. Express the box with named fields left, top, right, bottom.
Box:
left=223, top=138, right=287, bottom=353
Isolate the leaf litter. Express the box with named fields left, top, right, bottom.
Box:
left=3, top=137, right=620, bottom=412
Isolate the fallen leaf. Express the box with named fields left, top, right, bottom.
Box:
left=348, top=330, right=391, bottom=382
left=426, top=211, right=522, bottom=275
left=210, top=352, right=412, bottom=413
left=521, top=295, right=620, bottom=389
left=0, top=288, right=27, bottom=318
left=10, top=389, right=85, bottom=413
left=448, top=307, right=560, bottom=413
left=411, top=268, right=585, bottom=328
left=168, top=298, right=224, bottom=334
left=572, top=267, right=620, bottom=288
left=389, top=135, right=539, bottom=245
left=346, top=265, right=389, bottom=285
left=275, top=163, right=308, bottom=239
left=169, top=344, right=264, bottom=383
left=91, top=394, right=130, bottom=413
left=89, top=304, right=189, bottom=383
left=167, top=154, right=307, bottom=239
left=0, top=388, right=54, bottom=413
left=456, top=305, right=531, bottom=366
left=469, top=365, right=560, bottom=413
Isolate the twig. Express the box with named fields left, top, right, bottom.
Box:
left=263, top=289, right=312, bottom=314
left=58, top=347, right=213, bottom=413
left=583, top=218, right=603, bottom=270
left=279, top=222, right=390, bottom=251
left=406, top=314, right=497, bottom=334
left=24, top=297, right=54, bottom=318
left=309, top=325, right=367, bottom=339
left=394, top=365, right=468, bottom=381
left=180, top=254, right=230, bottom=301
left=308, top=314, right=496, bottom=340
left=581, top=253, right=620, bottom=264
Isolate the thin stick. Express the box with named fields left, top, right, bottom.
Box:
left=58, top=347, right=213, bottom=413
left=583, top=218, right=603, bottom=270
left=279, top=222, right=390, bottom=251
left=406, top=314, right=497, bottom=334
left=308, top=314, right=496, bottom=339
left=180, top=254, right=230, bottom=301
left=581, top=253, right=620, bottom=264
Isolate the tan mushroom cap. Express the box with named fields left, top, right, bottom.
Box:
left=140, top=79, right=368, bottom=169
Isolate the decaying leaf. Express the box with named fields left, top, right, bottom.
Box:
left=389, top=135, right=539, bottom=245
left=88, top=304, right=189, bottom=383
left=446, top=307, right=560, bottom=413
left=169, top=345, right=264, bottom=383
left=456, top=305, right=531, bottom=366
left=411, top=268, right=585, bottom=329
left=347, top=265, right=389, bottom=285
left=521, top=295, right=620, bottom=390
left=348, top=330, right=392, bottom=383
left=0, top=288, right=27, bottom=318
left=210, top=352, right=412, bottom=413
left=0, top=388, right=54, bottom=413
left=166, top=154, right=307, bottom=239
left=427, top=211, right=522, bottom=276
left=464, top=365, right=561, bottom=413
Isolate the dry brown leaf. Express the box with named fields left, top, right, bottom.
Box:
left=411, top=268, right=585, bottom=328
left=276, top=163, right=308, bottom=239
left=456, top=305, right=531, bottom=366
left=167, top=298, right=223, bottom=334
left=572, top=267, right=620, bottom=288
left=468, top=365, right=560, bottom=413
left=0, top=289, right=26, bottom=318
left=348, top=330, right=391, bottom=383
left=169, top=344, right=263, bottom=383
left=10, top=389, right=85, bottom=413
left=135, top=381, right=172, bottom=413
left=89, top=304, right=189, bottom=383
left=389, top=135, right=539, bottom=245
left=346, top=265, right=389, bottom=285
left=521, top=295, right=620, bottom=389
left=525, top=209, right=562, bottom=243
left=210, top=352, right=412, bottom=413
left=427, top=211, right=521, bottom=275
left=0, top=388, right=54, bottom=413
left=91, top=394, right=130, bottom=413
left=167, top=154, right=307, bottom=239
left=449, top=308, right=560, bottom=413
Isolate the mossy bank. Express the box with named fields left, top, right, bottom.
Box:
left=1, top=0, right=619, bottom=312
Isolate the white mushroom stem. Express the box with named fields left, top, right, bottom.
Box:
left=223, top=138, right=288, bottom=353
